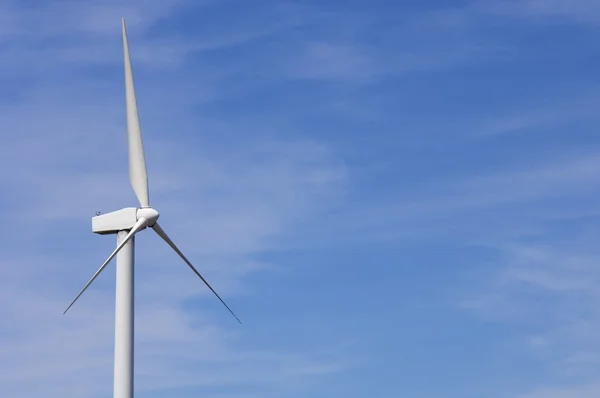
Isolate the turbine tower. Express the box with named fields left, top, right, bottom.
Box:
left=63, top=18, right=240, bottom=398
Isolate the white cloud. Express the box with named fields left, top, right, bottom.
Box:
left=0, top=0, right=196, bottom=38
left=518, top=382, right=600, bottom=398
left=458, top=237, right=600, bottom=397
left=479, top=0, right=600, bottom=24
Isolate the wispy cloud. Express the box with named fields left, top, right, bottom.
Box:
left=478, top=0, right=600, bottom=24
left=0, top=0, right=326, bottom=73
left=518, top=383, right=600, bottom=398
left=458, top=233, right=600, bottom=395
left=467, top=88, right=600, bottom=138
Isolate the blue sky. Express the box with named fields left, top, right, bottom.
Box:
left=1, top=0, right=600, bottom=397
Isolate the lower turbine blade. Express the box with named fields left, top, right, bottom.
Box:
left=151, top=222, right=241, bottom=324
left=63, top=217, right=149, bottom=314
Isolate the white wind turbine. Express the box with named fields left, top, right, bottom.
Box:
left=63, top=18, right=241, bottom=398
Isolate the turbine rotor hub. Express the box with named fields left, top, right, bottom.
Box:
left=137, top=207, right=159, bottom=226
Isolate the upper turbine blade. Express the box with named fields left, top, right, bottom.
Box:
left=63, top=217, right=149, bottom=314
left=151, top=222, right=242, bottom=324
left=122, top=18, right=150, bottom=208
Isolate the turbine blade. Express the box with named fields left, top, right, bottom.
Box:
left=63, top=217, right=148, bottom=314
left=122, top=18, right=150, bottom=208
left=151, top=222, right=241, bottom=324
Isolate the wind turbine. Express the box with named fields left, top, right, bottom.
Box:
left=63, top=18, right=241, bottom=398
